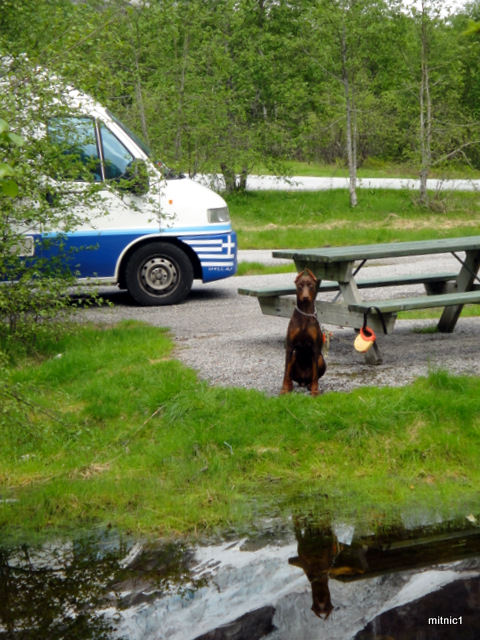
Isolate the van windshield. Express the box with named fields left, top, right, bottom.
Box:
left=106, top=110, right=184, bottom=180
left=106, top=110, right=151, bottom=157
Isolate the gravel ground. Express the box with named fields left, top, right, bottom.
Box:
left=79, top=251, right=480, bottom=395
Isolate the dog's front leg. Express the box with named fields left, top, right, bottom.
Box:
left=281, top=345, right=296, bottom=394
left=310, top=350, right=319, bottom=396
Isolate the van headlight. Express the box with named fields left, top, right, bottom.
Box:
left=207, top=206, right=230, bottom=223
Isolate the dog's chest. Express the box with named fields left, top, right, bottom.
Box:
left=289, top=320, right=320, bottom=347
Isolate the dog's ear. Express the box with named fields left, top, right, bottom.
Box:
left=295, top=269, right=318, bottom=284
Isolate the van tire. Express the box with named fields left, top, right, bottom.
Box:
left=125, top=242, right=194, bottom=306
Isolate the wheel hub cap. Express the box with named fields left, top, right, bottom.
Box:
left=141, top=257, right=178, bottom=293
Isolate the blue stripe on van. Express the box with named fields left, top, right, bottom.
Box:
left=38, top=229, right=237, bottom=283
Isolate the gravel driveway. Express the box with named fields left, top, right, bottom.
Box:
left=80, top=252, right=480, bottom=395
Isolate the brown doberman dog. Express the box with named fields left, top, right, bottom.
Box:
left=281, top=269, right=326, bottom=396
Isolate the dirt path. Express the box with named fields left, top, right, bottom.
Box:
left=80, top=253, right=480, bottom=395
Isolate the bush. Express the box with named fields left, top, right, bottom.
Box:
left=0, top=57, right=100, bottom=351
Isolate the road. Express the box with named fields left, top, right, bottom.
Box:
left=196, top=174, right=480, bottom=192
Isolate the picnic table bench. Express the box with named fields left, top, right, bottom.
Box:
left=238, top=236, right=480, bottom=363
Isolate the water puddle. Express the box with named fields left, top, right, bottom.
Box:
left=1, top=513, right=480, bottom=639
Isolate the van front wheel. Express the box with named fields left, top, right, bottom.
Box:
left=125, top=243, right=194, bottom=306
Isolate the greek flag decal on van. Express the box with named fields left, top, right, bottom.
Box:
left=182, top=232, right=237, bottom=281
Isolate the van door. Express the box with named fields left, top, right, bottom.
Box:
left=45, top=115, right=159, bottom=279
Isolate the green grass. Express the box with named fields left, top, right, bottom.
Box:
left=3, top=185, right=480, bottom=543
left=226, top=189, right=480, bottom=249
left=2, top=322, right=480, bottom=543
left=236, top=261, right=295, bottom=276
left=399, top=305, right=480, bottom=321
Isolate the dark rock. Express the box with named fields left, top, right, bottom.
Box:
left=354, top=575, right=480, bottom=640
left=193, top=605, right=276, bottom=640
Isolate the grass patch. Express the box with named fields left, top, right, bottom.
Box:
left=398, top=304, right=480, bottom=321
left=226, top=189, right=480, bottom=249
left=236, top=261, right=295, bottom=276
left=2, top=322, right=480, bottom=543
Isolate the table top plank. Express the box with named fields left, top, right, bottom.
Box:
left=273, top=235, right=480, bottom=263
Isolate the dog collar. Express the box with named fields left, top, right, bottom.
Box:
left=295, top=305, right=317, bottom=319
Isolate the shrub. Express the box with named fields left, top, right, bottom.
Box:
left=0, top=57, right=100, bottom=351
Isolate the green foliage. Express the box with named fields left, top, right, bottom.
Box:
left=0, top=117, right=23, bottom=197
left=0, top=57, right=104, bottom=348
left=1, top=0, right=479, bottom=190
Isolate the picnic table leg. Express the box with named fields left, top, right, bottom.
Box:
left=438, top=250, right=480, bottom=333
left=338, top=279, right=384, bottom=365
left=364, top=341, right=383, bottom=365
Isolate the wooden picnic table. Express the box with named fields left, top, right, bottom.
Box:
left=239, top=235, right=480, bottom=363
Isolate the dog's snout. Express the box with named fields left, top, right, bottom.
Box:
left=300, top=284, right=312, bottom=301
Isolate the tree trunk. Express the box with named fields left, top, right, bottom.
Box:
left=220, top=163, right=237, bottom=193
left=129, top=14, right=150, bottom=147
left=239, top=167, right=248, bottom=190
left=133, top=60, right=149, bottom=146
left=419, top=0, right=432, bottom=206
left=175, top=33, right=189, bottom=163
left=341, top=25, right=358, bottom=208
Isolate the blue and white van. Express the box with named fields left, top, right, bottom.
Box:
left=23, top=87, right=237, bottom=306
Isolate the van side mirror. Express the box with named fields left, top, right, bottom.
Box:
left=118, top=159, right=149, bottom=196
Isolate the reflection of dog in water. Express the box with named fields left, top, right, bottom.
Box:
left=289, top=520, right=364, bottom=620
left=289, top=522, right=337, bottom=619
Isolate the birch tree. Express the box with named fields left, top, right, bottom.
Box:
left=401, top=0, right=479, bottom=206
left=417, top=0, right=439, bottom=205
left=306, top=0, right=392, bottom=207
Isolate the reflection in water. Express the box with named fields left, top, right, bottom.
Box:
left=289, top=514, right=480, bottom=635
left=289, top=522, right=337, bottom=619
left=0, top=533, right=205, bottom=639
left=289, top=519, right=367, bottom=619
left=1, top=516, right=480, bottom=639
left=0, top=533, right=124, bottom=639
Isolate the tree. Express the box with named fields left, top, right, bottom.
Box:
left=398, top=0, right=480, bottom=205
left=0, top=56, right=101, bottom=344
left=304, top=0, right=394, bottom=207
left=136, top=0, right=311, bottom=190
left=1, top=0, right=478, bottom=198
left=415, top=0, right=442, bottom=204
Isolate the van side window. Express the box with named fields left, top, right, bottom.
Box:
left=99, top=123, right=134, bottom=179
left=47, top=116, right=102, bottom=182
